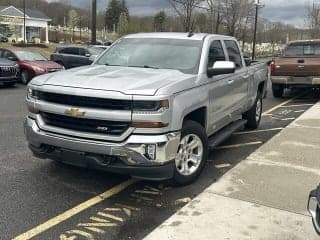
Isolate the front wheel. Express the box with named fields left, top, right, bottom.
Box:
left=243, top=92, right=263, bottom=130
left=21, top=70, right=30, bottom=85
left=172, top=120, right=208, bottom=185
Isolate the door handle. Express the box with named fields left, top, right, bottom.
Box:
left=228, top=79, right=234, bottom=84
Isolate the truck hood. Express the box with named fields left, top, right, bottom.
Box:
left=30, top=65, right=193, bottom=95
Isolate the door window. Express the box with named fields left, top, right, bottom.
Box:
left=79, top=48, right=89, bottom=56
left=3, top=50, right=16, bottom=60
left=208, top=40, right=226, bottom=68
left=59, top=47, right=79, bottom=55
left=224, top=40, right=243, bottom=69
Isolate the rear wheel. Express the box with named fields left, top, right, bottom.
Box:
left=272, top=83, right=284, bottom=98
left=21, top=70, right=30, bottom=85
left=243, top=91, right=263, bottom=130
left=172, top=120, right=208, bottom=185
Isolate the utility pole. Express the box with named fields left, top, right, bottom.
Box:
left=91, top=0, right=97, bottom=44
left=252, top=0, right=260, bottom=60
left=23, top=0, right=26, bottom=44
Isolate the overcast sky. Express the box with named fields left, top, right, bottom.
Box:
left=51, top=0, right=308, bottom=27
left=123, top=0, right=308, bottom=27
left=260, top=0, right=307, bottom=27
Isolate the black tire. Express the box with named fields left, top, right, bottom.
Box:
left=243, top=91, right=263, bottom=130
left=172, top=120, right=208, bottom=186
left=272, top=83, right=284, bottom=98
left=21, top=70, right=30, bottom=85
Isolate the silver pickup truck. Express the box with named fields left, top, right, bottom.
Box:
left=25, top=33, right=268, bottom=185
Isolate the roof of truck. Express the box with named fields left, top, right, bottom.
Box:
left=288, top=39, right=320, bottom=44
left=124, top=32, right=234, bottom=41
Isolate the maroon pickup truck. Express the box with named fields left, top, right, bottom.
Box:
left=270, top=40, right=320, bottom=98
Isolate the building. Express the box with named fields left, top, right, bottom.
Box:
left=0, top=6, right=50, bottom=43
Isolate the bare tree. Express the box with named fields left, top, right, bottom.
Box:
left=168, top=0, right=205, bottom=32
left=305, top=0, right=320, bottom=38
left=220, top=0, right=255, bottom=37
left=207, top=0, right=223, bottom=33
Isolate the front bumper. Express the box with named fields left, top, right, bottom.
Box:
left=0, top=76, right=18, bottom=84
left=24, top=117, right=180, bottom=180
left=271, top=76, right=320, bottom=86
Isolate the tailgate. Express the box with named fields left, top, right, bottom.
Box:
left=273, top=57, right=320, bottom=77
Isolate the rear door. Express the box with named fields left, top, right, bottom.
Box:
left=223, top=40, right=249, bottom=116
left=79, top=48, right=92, bottom=66
left=274, top=43, right=320, bottom=77
left=59, top=47, right=81, bottom=68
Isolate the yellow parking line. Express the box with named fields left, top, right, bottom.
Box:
left=13, top=179, right=137, bottom=240
left=262, top=92, right=307, bottom=116
left=279, top=103, right=314, bottom=108
left=233, top=128, right=284, bottom=135
left=213, top=141, right=263, bottom=150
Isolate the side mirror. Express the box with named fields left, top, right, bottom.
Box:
left=207, top=61, right=236, bottom=78
left=89, top=55, right=97, bottom=62
left=8, top=56, right=18, bottom=61
left=308, top=186, right=320, bottom=235
left=244, top=57, right=252, bottom=66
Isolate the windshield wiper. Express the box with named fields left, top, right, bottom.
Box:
left=104, top=63, right=121, bottom=66
left=128, top=65, right=159, bottom=69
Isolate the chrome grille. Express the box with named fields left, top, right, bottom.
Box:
left=0, top=66, right=17, bottom=77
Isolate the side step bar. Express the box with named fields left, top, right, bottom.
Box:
left=208, top=119, right=247, bottom=149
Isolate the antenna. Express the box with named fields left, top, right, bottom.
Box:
left=187, top=32, right=194, bottom=37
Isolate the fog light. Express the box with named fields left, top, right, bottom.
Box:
left=146, top=144, right=156, bottom=160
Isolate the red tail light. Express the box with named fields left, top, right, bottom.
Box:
left=270, top=61, right=275, bottom=75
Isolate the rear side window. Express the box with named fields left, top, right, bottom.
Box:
left=224, top=40, right=243, bottom=69
left=59, top=47, right=79, bottom=55
left=285, top=43, right=320, bottom=56
left=208, top=40, right=225, bottom=68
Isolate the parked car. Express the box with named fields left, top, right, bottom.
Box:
left=0, top=48, right=64, bottom=84
left=0, top=34, right=8, bottom=43
left=0, top=58, right=19, bottom=87
left=50, top=45, right=102, bottom=69
left=25, top=33, right=268, bottom=185
left=308, top=185, right=320, bottom=235
left=271, top=40, right=320, bottom=98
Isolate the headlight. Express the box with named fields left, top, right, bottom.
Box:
left=132, top=100, right=169, bottom=112
left=27, top=88, right=38, bottom=99
left=31, top=66, right=46, bottom=73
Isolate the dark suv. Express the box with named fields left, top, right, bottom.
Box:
left=0, top=58, right=19, bottom=87
left=50, top=46, right=102, bottom=69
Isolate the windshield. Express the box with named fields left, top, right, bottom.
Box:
left=15, top=51, right=47, bottom=61
left=284, top=43, right=320, bottom=57
left=95, top=38, right=202, bottom=74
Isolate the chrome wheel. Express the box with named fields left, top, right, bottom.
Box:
left=256, top=97, right=262, bottom=122
left=175, top=134, right=204, bottom=176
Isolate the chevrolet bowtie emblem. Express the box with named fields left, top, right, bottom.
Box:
left=65, top=108, right=86, bottom=117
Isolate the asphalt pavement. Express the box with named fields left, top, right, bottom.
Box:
left=0, top=83, right=319, bottom=240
